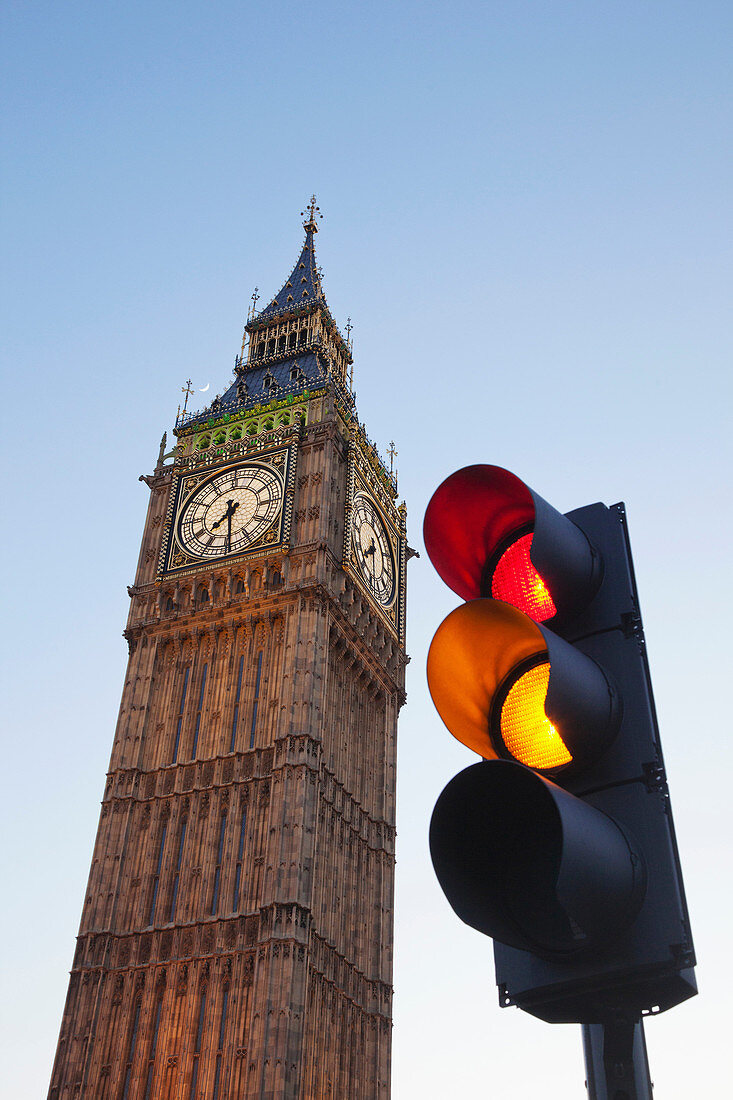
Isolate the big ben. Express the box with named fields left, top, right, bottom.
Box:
left=48, top=200, right=408, bottom=1099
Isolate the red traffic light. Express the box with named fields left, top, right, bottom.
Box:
left=491, top=531, right=556, bottom=622
left=423, top=465, right=601, bottom=626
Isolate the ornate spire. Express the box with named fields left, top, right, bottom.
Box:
left=254, top=198, right=326, bottom=321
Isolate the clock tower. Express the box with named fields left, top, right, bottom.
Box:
left=48, top=202, right=408, bottom=1099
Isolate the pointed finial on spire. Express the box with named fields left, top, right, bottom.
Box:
left=247, top=286, right=260, bottom=322
left=345, top=317, right=353, bottom=352
left=387, top=441, right=398, bottom=476
left=301, top=195, right=322, bottom=233
left=181, top=378, right=194, bottom=416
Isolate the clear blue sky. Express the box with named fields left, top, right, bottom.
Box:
left=2, top=2, right=731, bottom=1096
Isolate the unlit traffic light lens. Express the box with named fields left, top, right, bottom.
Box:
left=499, top=661, right=572, bottom=770
left=491, top=533, right=557, bottom=622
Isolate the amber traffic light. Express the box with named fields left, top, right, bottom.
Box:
left=424, top=464, right=695, bottom=1024
left=427, top=598, right=618, bottom=775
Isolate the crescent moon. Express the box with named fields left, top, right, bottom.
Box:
left=199, top=383, right=210, bottom=392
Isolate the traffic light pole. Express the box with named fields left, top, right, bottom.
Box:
left=582, top=1016, right=653, bottom=1100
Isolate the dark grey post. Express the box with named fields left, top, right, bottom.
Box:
left=582, top=1016, right=653, bottom=1100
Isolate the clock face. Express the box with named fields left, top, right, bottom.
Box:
left=351, top=493, right=396, bottom=607
left=177, top=463, right=284, bottom=560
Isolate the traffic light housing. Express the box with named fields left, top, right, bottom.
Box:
left=425, top=465, right=695, bottom=1024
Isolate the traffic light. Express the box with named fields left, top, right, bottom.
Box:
left=424, top=465, right=695, bottom=1024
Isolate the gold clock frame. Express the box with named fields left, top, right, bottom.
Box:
left=157, top=441, right=297, bottom=579
left=343, top=442, right=406, bottom=641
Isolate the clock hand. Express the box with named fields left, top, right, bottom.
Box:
left=212, top=499, right=240, bottom=531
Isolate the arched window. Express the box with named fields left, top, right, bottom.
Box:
left=197, top=587, right=209, bottom=605
left=190, top=664, right=208, bottom=759
left=233, top=808, right=247, bottom=910
left=229, top=655, right=244, bottom=753
left=267, top=339, right=275, bottom=354
left=169, top=818, right=187, bottom=922
left=210, top=812, right=227, bottom=914
left=278, top=334, right=286, bottom=351
left=256, top=341, right=265, bottom=358
left=212, top=986, right=230, bottom=1100
left=234, top=577, right=246, bottom=595
left=288, top=330, right=297, bottom=347
left=189, top=989, right=207, bottom=1100
left=142, top=996, right=164, bottom=1100
left=121, top=999, right=142, bottom=1100
left=298, top=329, right=307, bottom=345
left=170, top=667, right=190, bottom=764
left=270, top=570, right=282, bottom=589
left=250, top=650, right=264, bottom=749
left=164, top=595, right=175, bottom=613
left=147, top=819, right=168, bottom=925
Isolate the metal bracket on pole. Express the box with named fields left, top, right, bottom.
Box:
left=582, top=1015, right=653, bottom=1100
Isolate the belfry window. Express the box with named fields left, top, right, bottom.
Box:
left=298, top=328, right=307, bottom=345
